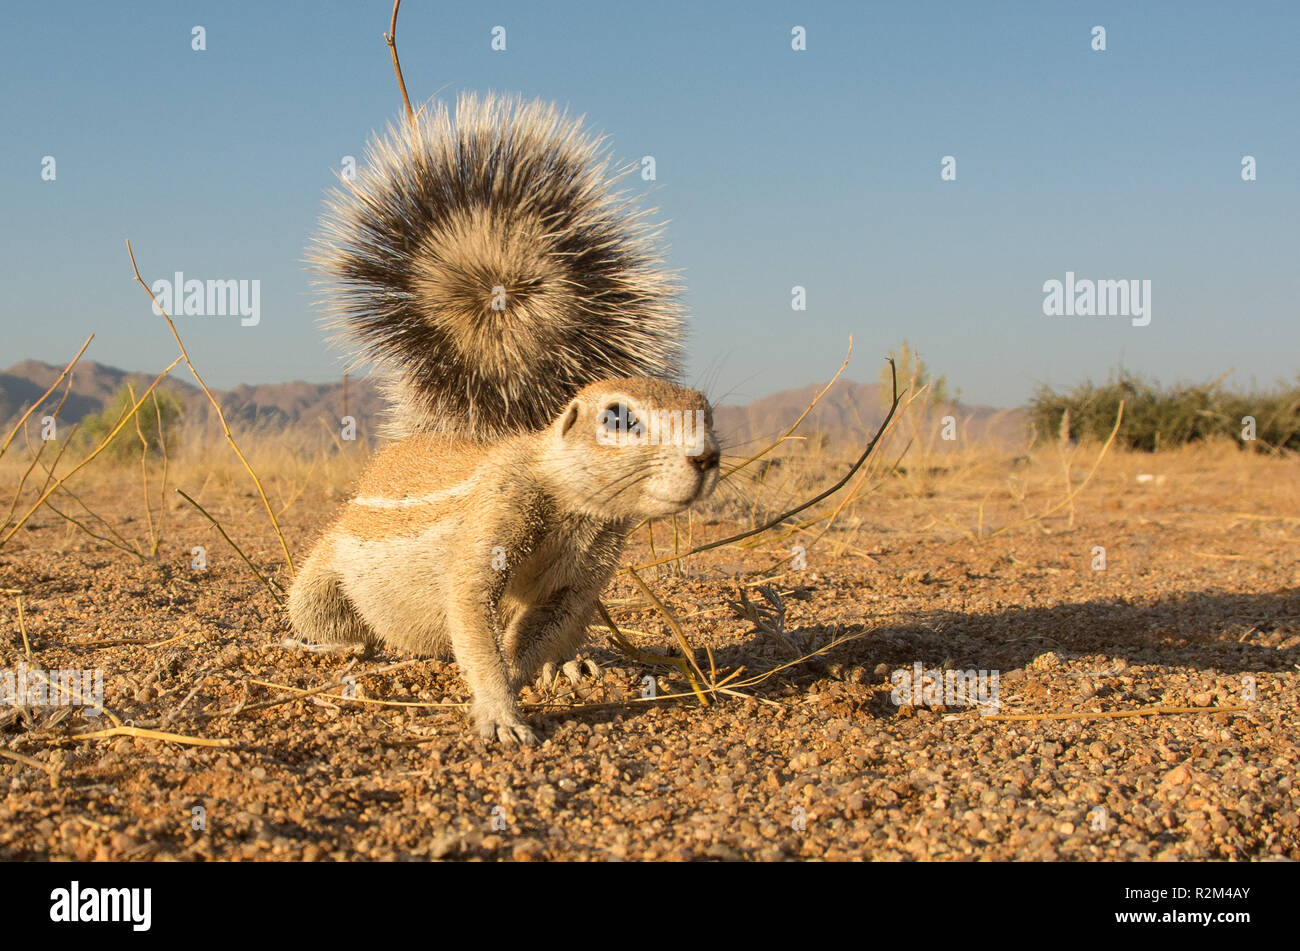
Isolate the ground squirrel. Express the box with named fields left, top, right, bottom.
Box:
left=289, top=94, right=719, bottom=744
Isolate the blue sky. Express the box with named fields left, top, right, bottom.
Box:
left=2, top=1, right=1297, bottom=407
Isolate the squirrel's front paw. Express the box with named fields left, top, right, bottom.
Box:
left=472, top=701, right=539, bottom=747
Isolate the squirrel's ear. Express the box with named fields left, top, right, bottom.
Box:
left=559, top=401, right=580, bottom=437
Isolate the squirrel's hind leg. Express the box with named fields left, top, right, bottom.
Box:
left=505, top=591, right=601, bottom=692
left=287, top=546, right=377, bottom=652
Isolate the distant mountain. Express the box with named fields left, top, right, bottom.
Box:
left=711, top=379, right=1028, bottom=454
left=0, top=359, right=385, bottom=440
left=1, top=360, right=1026, bottom=450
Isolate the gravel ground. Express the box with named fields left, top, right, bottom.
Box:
left=1, top=446, right=1297, bottom=861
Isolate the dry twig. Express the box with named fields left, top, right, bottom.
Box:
left=176, top=489, right=285, bottom=602
left=125, top=239, right=296, bottom=576
left=385, top=0, right=416, bottom=126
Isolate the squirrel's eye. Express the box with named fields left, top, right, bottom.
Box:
left=601, top=403, right=638, bottom=431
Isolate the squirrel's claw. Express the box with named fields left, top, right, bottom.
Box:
left=495, top=721, right=539, bottom=746
left=473, top=702, right=539, bottom=747
left=566, top=658, right=602, bottom=683
left=540, top=657, right=603, bottom=689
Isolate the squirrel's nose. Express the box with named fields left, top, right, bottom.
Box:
left=689, top=448, right=720, bottom=472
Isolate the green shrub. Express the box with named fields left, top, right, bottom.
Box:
left=1029, top=371, right=1299, bottom=452
left=880, top=340, right=959, bottom=405
left=79, top=385, right=184, bottom=460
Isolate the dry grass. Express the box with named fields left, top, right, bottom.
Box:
left=1, top=420, right=372, bottom=583
left=2, top=4, right=1294, bottom=861
left=2, top=398, right=1296, bottom=860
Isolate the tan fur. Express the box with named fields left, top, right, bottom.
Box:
left=288, top=379, right=719, bottom=745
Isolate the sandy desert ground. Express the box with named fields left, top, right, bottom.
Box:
left=1, top=437, right=1296, bottom=861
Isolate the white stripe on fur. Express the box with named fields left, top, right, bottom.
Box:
left=352, top=478, right=477, bottom=509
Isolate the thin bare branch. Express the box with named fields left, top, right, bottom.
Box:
left=0, top=356, right=184, bottom=551
left=628, top=357, right=902, bottom=572
left=176, top=489, right=285, bottom=602
left=125, top=239, right=296, bottom=575
left=385, top=0, right=416, bottom=126
left=723, top=335, right=853, bottom=482
left=0, top=333, right=92, bottom=460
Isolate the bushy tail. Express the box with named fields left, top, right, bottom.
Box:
left=309, top=93, right=685, bottom=440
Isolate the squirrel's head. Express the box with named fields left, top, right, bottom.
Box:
left=539, top=378, right=720, bottom=520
